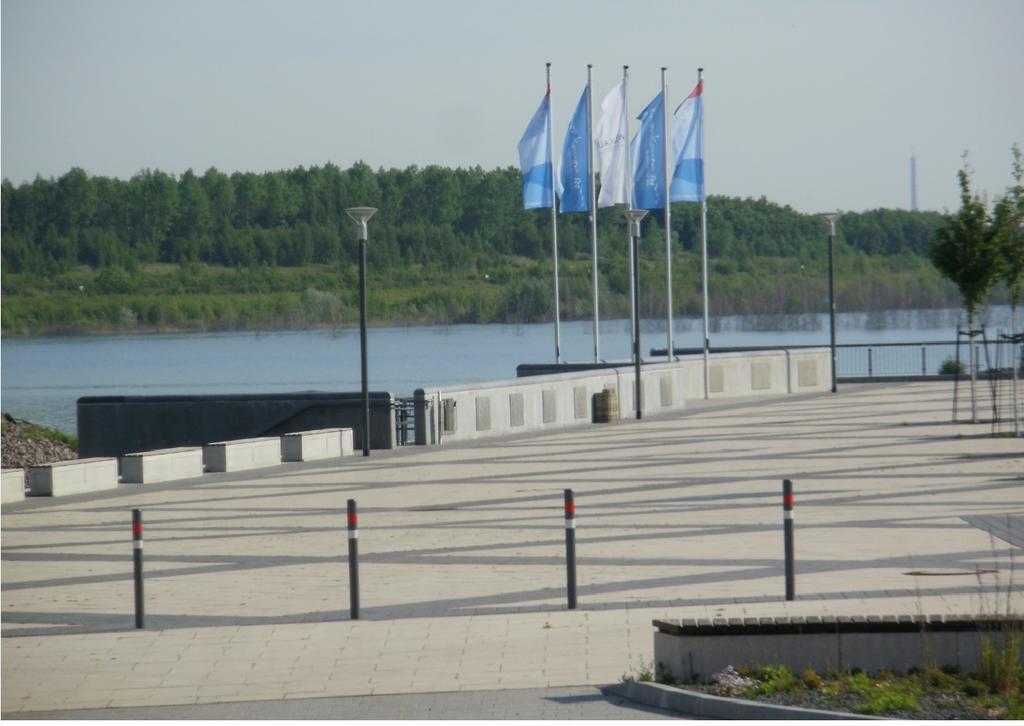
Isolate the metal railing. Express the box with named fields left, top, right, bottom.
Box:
left=836, top=339, right=1023, bottom=378
left=394, top=397, right=418, bottom=446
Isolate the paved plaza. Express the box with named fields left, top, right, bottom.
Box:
left=1, top=381, right=1022, bottom=717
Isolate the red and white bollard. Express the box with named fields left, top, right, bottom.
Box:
left=347, top=499, right=360, bottom=619
left=564, top=489, right=577, bottom=609
left=783, top=479, right=795, bottom=601
left=132, top=508, right=144, bottom=628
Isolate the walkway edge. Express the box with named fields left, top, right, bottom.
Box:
left=602, top=681, right=880, bottom=720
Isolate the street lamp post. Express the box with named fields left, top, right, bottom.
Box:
left=346, top=207, right=377, bottom=457
left=821, top=213, right=840, bottom=394
left=625, top=209, right=648, bottom=419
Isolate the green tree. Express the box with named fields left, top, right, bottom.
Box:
left=931, top=156, right=1001, bottom=326
left=991, top=144, right=1024, bottom=436
left=992, top=145, right=1024, bottom=323
left=930, top=154, right=1001, bottom=421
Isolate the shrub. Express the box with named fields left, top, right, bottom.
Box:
left=962, top=678, right=989, bottom=698
left=939, top=357, right=966, bottom=375
left=858, top=682, right=922, bottom=715
left=751, top=665, right=802, bottom=695
left=979, top=626, right=1022, bottom=694
left=802, top=669, right=823, bottom=689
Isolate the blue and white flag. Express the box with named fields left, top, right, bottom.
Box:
left=558, top=86, right=590, bottom=213
left=669, top=80, right=705, bottom=203
left=517, top=90, right=554, bottom=209
left=631, top=90, right=666, bottom=210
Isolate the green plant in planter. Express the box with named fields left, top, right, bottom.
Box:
left=939, top=357, right=966, bottom=375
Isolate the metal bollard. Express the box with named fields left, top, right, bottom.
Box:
left=921, top=346, right=927, bottom=376
left=347, top=499, right=360, bottom=620
left=132, top=508, right=144, bottom=629
left=564, top=489, right=577, bottom=609
left=783, top=480, right=795, bottom=601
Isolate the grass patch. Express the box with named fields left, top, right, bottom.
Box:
left=1, top=416, right=78, bottom=451
left=697, top=662, right=1022, bottom=718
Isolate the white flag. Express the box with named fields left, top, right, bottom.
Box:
left=594, top=80, right=629, bottom=208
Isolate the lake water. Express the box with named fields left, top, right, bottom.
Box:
left=1, top=306, right=1018, bottom=435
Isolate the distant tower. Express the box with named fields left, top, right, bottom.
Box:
left=910, top=153, right=918, bottom=211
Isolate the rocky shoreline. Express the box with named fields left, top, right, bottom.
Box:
left=1, top=413, right=78, bottom=470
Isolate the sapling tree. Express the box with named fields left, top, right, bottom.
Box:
left=991, top=144, right=1024, bottom=434
left=931, top=153, right=1001, bottom=421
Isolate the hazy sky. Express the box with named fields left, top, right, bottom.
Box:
left=2, top=0, right=1022, bottom=214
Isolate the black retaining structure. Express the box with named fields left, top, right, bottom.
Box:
left=78, top=391, right=396, bottom=459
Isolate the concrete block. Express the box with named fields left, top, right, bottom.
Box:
left=751, top=361, right=772, bottom=390
left=281, top=428, right=352, bottom=462
left=120, top=447, right=204, bottom=484
left=798, top=359, right=819, bottom=387
left=653, top=622, right=1019, bottom=681
left=573, top=386, right=588, bottom=420
left=475, top=396, right=491, bottom=431
left=2, top=468, right=25, bottom=503
left=659, top=374, right=673, bottom=407
left=339, top=428, right=354, bottom=456
left=542, top=390, right=557, bottom=423
left=709, top=365, right=725, bottom=393
left=441, top=398, right=457, bottom=433
left=28, top=458, right=118, bottom=497
left=203, top=437, right=281, bottom=472
left=509, top=393, right=525, bottom=427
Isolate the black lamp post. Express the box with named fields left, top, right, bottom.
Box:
left=625, top=208, right=648, bottom=419
left=346, top=207, right=377, bottom=456
left=821, top=212, right=840, bottom=393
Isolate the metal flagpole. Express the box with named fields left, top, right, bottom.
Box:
left=698, top=67, right=710, bottom=398
left=624, top=65, right=635, bottom=362
left=547, top=63, right=562, bottom=364
left=587, top=64, right=600, bottom=362
left=662, top=67, right=673, bottom=361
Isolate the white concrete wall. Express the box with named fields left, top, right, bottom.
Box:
left=654, top=627, right=1008, bottom=682
left=339, top=428, right=354, bottom=456
left=2, top=468, right=25, bottom=504
left=28, top=458, right=119, bottom=497
left=281, top=428, right=350, bottom=462
left=120, top=447, right=204, bottom=484
left=203, top=437, right=282, bottom=472
left=417, top=348, right=830, bottom=446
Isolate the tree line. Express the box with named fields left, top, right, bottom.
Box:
left=1, top=161, right=977, bottom=335
left=2, top=162, right=946, bottom=276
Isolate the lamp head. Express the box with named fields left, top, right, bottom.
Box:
left=820, top=212, right=840, bottom=235
left=345, top=207, right=378, bottom=241
left=624, top=208, right=648, bottom=236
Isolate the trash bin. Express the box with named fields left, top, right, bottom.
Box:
left=592, top=388, right=619, bottom=423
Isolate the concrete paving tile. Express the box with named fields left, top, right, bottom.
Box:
left=56, top=695, right=115, bottom=711
left=408, top=675, right=461, bottom=691
left=369, top=682, right=415, bottom=696
left=105, top=694, right=160, bottom=708
left=3, top=383, right=1021, bottom=714
left=139, top=687, right=202, bottom=707
left=243, top=670, right=297, bottom=685
left=195, top=684, right=243, bottom=698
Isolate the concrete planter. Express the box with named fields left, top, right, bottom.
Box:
left=28, top=458, right=118, bottom=497
left=281, top=428, right=353, bottom=462
left=1, top=468, right=25, bottom=504
left=121, top=447, right=204, bottom=484
left=203, top=437, right=281, bottom=472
